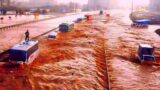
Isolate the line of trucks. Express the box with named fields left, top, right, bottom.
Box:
left=3, top=13, right=157, bottom=66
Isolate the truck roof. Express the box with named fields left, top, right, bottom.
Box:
left=136, top=19, right=150, bottom=22
left=11, top=40, right=38, bottom=51
left=139, top=44, right=153, bottom=48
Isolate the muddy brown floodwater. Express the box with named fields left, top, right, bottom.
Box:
left=0, top=13, right=160, bottom=90
left=30, top=21, right=108, bottom=90
left=0, top=15, right=109, bottom=90
left=104, top=14, right=160, bottom=89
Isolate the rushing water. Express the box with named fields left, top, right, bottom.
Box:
left=104, top=10, right=160, bottom=89
left=0, top=11, right=160, bottom=90
left=0, top=16, right=109, bottom=90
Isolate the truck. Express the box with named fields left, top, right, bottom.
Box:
left=138, top=44, right=155, bottom=63
left=132, top=20, right=150, bottom=28
left=9, top=40, right=39, bottom=64
left=48, top=32, right=58, bottom=38
left=59, top=22, right=74, bottom=32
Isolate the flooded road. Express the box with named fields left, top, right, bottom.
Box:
left=0, top=15, right=109, bottom=90
left=104, top=10, right=160, bottom=89
left=0, top=15, right=54, bottom=28
left=0, top=12, right=93, bottom=53
left=30, top=19, right=109, bottom=89
left=0, top=10, right=160, bottom=90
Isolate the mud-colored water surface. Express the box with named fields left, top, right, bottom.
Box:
left=0, top=11, right=160, bottom=90
left=0, top=16, right=109, bottom=90
left=104, top=13, right=160, bottom=89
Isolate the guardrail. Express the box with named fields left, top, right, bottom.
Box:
left=0, top=11, right=100, bottom=31
left=0, top=16, right=59, bottom=30
left=0, top=12, right=80, bottom=30
left=0, top=11, right=99, bottom=63
left=0, top=23, right=75, bottom=63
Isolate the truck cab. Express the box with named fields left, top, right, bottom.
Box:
left=138, top=44, right=155, bottom=63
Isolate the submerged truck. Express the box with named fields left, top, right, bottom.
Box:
left=9, top=40, right=39, bottom=64
left=59, top=22, right=74, bottom=32
left=48, top=32, right=58, bottom=38
left=138, top=44, right=155, bottom=63
left=132, top=20, right=150, bottom=28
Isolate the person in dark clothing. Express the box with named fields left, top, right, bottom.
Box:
left=0, top=17, right=4, bottom=21
left=99, top=10, right=103, bottom=15
left=25, top=30, right=29, bottom=42
left=9, top=16, right=11, bottom=20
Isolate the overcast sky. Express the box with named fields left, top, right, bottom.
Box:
left=14, top=0, right=88, bottom=4
left=13, top=0, right=149, bottom=6
left=120, top=0, right=149, bottom=5
left=58, top=0, right=88, bottom=4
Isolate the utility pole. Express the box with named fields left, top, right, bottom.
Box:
left=131, top=0, right=134, bottom=12
left=0, top=0, right=2, bottom=7
left=74, top=2, right=76, bottom=13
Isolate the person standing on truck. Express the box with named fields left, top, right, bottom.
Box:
left=25, top=30, right=30, bottom=42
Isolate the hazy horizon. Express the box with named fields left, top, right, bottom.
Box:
left=13, top=0, right=88, bottom=4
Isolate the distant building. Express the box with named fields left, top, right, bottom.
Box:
left=108, top=0, right=129, bottom=9
left=29, top=0, right=57, bottom=7
left=0, top=0, right=10, bottom=7
left=88, top=0, right=109, bottom=10
left=149, top=0, right=160, bottom=12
